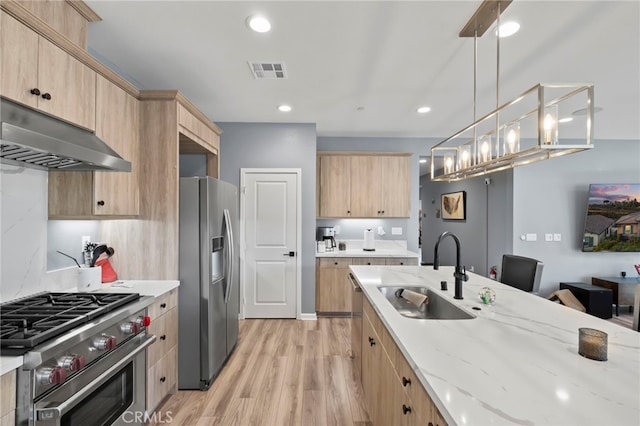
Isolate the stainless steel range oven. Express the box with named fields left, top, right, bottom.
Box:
left=0, top=292, right=156, bottom=426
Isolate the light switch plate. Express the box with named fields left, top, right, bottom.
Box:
left=392, top=227, right=403, bottom=235
left=526, top=233, right=537, bottom=241
left=545, top=234, right=553, bottom=242
left=553, top=233, right=562, bottom=242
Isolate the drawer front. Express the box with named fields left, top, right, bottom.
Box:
left=318, top=257, right=352, bottom=268
left=386, top=257, right=419, bottom=266
left=352, top=257, right=386, bottom=266
left=147, top=346, right=177, bottom=412
left=147, top=307, right=178, bottom=366
left=148, top=288, right=178, bottom=319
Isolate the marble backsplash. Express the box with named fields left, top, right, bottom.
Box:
left=1, top=163, right=48, bottom=302
left=0, top=164, right=87, bottom=302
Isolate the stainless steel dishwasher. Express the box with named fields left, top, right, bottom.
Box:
left=349, top=272, right=363, bottom=380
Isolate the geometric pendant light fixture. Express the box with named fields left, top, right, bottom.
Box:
left=431, top=0, right=594, bottom=181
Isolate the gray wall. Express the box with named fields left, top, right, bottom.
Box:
left=421, top=139, right=639, bottom=297
left=317, top=137, right=440, bottom=253
left=510, top=140, right=640, bottom=296
left=217, top=122, right=317, bottom=314
left=420, top=173, right=492, bottom=275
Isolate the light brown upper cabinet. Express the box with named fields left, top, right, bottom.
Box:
left=93, top=75, right=140, bottom=215
left=49, top=76, right=139, bottom=218
left=318, top=155, right=351, bottom=217
left=317, top=152, right=411, bottom=218
left=0, top=11, right=96, bottom=131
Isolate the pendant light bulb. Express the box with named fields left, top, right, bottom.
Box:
left=543, top=113, right=555, bottom=131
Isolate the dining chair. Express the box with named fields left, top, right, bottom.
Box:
left=500, top=255, right=544, bottom=294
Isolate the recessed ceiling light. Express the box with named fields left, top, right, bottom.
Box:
left=417, top=106, right=431, bottom=114
left=278, top=105, right=291, bottom=112
left=419, top=159, right=427, bottom=164
left=496, top=21, right=520, bottom=38
left=558, top=117, right=573, bottom=123
left=247, top=15, right=271, bottom=33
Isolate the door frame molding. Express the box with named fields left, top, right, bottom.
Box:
left=239, top=168, right=302, bottom=319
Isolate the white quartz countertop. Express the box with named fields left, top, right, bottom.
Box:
left=350, top=265, right=640, bottom=426
left=1, top=355, right=23, bottom=376
left=316, top=239, right=419, bottom=258
left=0, top=280, right=179, bottom=375
left=72, top=279, right=180, bottom=297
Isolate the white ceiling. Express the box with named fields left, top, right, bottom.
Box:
left=85, top=0, right=640, bottom=144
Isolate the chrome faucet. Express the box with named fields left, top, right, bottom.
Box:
left=433, top=231, right=468, bottom=300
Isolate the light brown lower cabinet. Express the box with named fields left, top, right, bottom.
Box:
left=316, top=257, right=418, bottom=315
left=146, top=288, right=178, bottom=412
left=362, top=297, right=447, bottom=426
left=316, top=258, right=352, bottom=314
left=0, top=369, right=16, bottom=426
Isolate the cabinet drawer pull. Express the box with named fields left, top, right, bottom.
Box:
left=30, top=88, right=41, bottom=96
left=160, top=376, right=166, bottom=383
left=347, top=210, right=350, bottom=214
left=41, top=92, right=52, bottom=100
left=334, top=262, right=338, bottom=265
left=402, top=404, right=412, bottom=415
left=402, top=376, right=411, bottom=387
left=160, top=335, right=166, bottom=341
left=160, top=303, right=167, bottom=308
left=97, top=200, right=105, bottom=206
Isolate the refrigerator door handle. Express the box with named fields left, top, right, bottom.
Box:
left=223, top=208, right=234, bottom=304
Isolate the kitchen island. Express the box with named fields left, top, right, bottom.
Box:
left=350, top=265, right=640, bottom=425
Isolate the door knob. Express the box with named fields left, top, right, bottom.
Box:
left=282, top=251, right=295, bottom=257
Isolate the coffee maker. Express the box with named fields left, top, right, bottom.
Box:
left=316, top=226, right=337, bottom=251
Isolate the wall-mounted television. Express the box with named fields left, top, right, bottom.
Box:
left=582, top=184, right=640, bottom=252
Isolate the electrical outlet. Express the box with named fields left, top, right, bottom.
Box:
left=545, top=234, right=553, bottom=242
left=334, top=225, right=340, bottom=235
left=553, top=233, right=562, bottom=242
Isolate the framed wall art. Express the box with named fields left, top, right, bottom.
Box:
left=441, top=191, right=466, bottom=220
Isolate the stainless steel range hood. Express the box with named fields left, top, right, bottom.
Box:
left=0, top=98, right=131, bottom=172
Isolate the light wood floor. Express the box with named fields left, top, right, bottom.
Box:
left=151, top=318, right=371, bottom=426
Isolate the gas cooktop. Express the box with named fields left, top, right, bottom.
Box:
left=0, top=292, right=140, bottom=355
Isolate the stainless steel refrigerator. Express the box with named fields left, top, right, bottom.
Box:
left=178, top=176, right=239, bottom=390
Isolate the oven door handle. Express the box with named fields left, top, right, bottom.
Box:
left=35, top=334, right=156, bottom=421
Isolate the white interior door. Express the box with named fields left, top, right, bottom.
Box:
left=241, top=169, right=300, bottom=318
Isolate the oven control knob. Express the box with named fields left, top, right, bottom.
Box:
left=36, top=366, right=67, bottom=385
left=58, top=354, right=86, bottom=372
left=120, top=321, right=141, bottom=334
left=141, top=316, right=151, bottom=327
left=94, top=335, right=117, bottom=350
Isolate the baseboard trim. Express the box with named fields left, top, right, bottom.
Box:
left=299, top=313, right=317, bottom=321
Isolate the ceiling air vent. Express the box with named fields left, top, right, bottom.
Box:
left=248, top=62, right=287, bottom=79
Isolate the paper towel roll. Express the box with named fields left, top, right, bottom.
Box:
left=363, top=229, right=375, bottom=251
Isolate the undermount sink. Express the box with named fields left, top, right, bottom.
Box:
left=377, top=286, right=476, bottom=320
